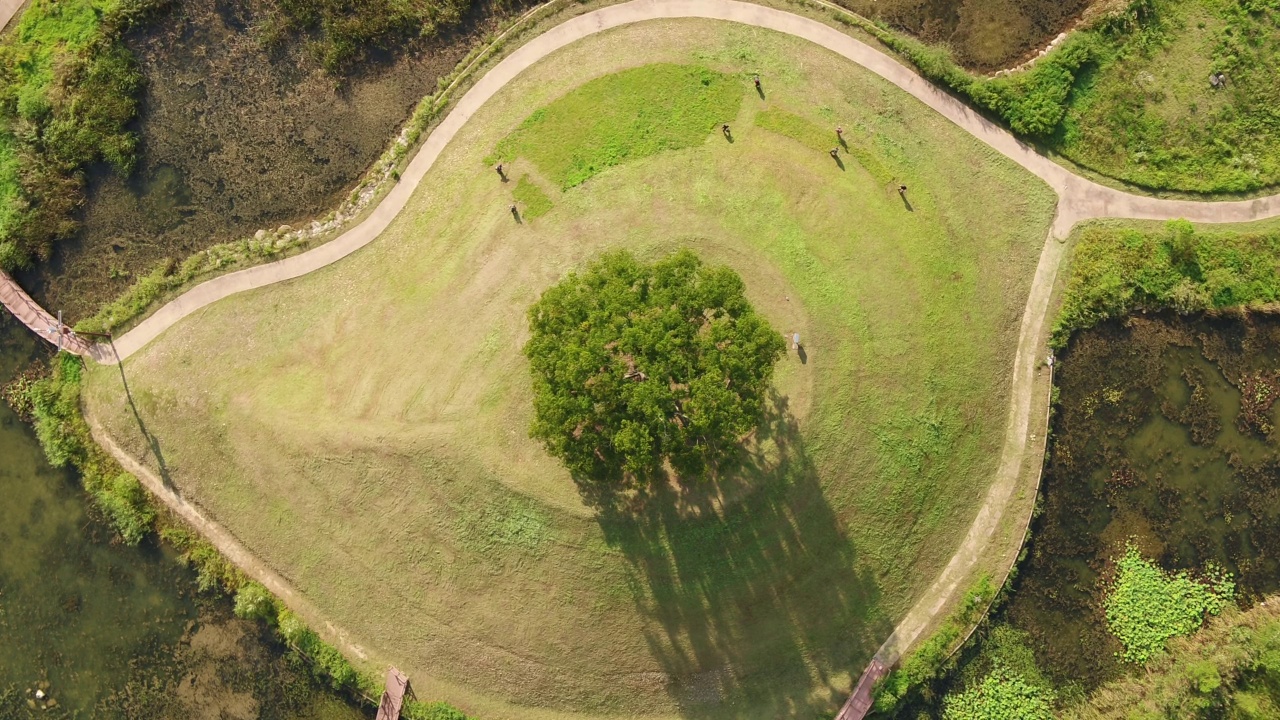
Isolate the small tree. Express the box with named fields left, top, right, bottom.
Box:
left=524, top=249, right=785, bottom=485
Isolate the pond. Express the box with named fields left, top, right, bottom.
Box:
left=0, top=318, right=370, bottom=719
left=875, top=311, right=1280, bottom=716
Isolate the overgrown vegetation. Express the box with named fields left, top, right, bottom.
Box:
left=835, top=0, right=1280, bottom=193
left=873, top=576, right=997, bottom=714
left=1104, top=544, right=1235, bottom=664
left=1065, top=600, right=1280, bottom=719
left=260, top=0, right=476, bottom=74
left=525, top=249, right=785, bottom=485
left=942, top=663, right=1056, bottom=720
left=1052, top=219, right=1280, bottom=345
left=490, top=63, right=742, bottom=189
left=0, top=0, right=169, bottom=272
left=7, top=352, right=156, bottom=543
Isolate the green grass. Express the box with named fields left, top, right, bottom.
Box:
left=1056, top=0, right=1280, bottom=193
left=860, top=0, right=1280, bottom=193
left=1052, top=217, right=1280, bottom=346
left=754, top=107, right=894, bottom=184
left=511, top=174, right=552, bottom=219
left=490, top=63, right=743, bottom=189
left=82, top=21, right=1056, bottom=720
left=0, top=0, right=161, bottom=270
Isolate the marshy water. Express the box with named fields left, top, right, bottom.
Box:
left=878, top=311, right=1280, bottom=715
left=1007, top=312, right=1280, bottom=695
left=0, top=320, right=369, bottom=719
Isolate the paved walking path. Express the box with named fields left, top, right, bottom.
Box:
left=11, top=0, right=1280, bottom=716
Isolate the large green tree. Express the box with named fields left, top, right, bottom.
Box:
left=524, top=249, right=786, bottom=484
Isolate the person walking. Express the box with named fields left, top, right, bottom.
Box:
left=830, top=147, right=840, bottom=159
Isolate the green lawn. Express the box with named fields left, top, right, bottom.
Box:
left=82, top=19, right=1055, bottom=720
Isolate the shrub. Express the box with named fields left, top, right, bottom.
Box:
left=162, top=526, right=246, bottom=592
left=233, top=580, right=278, bottom=622
left=22, top=352, right=157, bottom=544
left=874, top=576, right=997, bottom=712
left=0, top=0, right=168, bottom=269
left=524, top=249, right=785, bottom=485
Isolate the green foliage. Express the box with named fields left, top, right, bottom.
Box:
left=233, top=580, right=279, bottom=622
left=0, top=0, right=168, bottom=269
left=874, top=577, right=997, bottom=713
left=1104, top=544, right=1235, bottom=664
left=23, top=353, right=155, bottom=544
left=859, top=0, right=1280, bottom=192
left=1052, top=219, right=1280, bottom=345
left=265, top=0, right=474, bottom=74
left=277, top=609, right=361, bottom=692
left=511, top=174, right=551, bottom=219
left=162, top=525, right=247, bottom=593
left=491, top=64, right=743, bottom=189
left=1066, top=601, right=1280, bottom=719
left=942, top=663, right=1056, bottom=720
left=402, top=701, right=476, bottom=720
left=1058, top=0, right=1280, bottom=193
left=524, top=249, right=785, bottom=484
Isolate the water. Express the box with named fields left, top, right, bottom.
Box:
left=874, top=312, right=1280, bottom=716
left=0, top=318, right=370, bottom=719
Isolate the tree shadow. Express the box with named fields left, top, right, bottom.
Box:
left=576, top=394, right=889, bottom=717
left=110, top=343, right=175, bottom=489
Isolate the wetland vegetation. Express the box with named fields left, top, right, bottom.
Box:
left=871, top=0, right=1280, bottom=193
left=876, top=217, right=1280, bottom=718
left=0, top=320, right=371, bottom=720
left=6, top=0, right=515, bottom=321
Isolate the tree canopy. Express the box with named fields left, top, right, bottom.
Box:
left=524, top=249, right=786, bottom=485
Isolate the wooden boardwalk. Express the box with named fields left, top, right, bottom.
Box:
left=835, top=657, right=887, bottom=720
left=0, top=270, right=102, bottom=358
left=375, top=667, right=411, bottom=720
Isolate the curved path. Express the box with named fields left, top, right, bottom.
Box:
left=47, top=0, right=1280, bottom=716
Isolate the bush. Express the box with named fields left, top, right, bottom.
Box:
left=233, top=580, right=278, bottom=622
left=874, top=576, right=997, bottom=713
left=0, top=0, right=169, bottom=270
left=1066, top=600, right=1280, bottom=719
left=524, top=249, right=785, bottom=484
left=268, top=0, right=475, bottom=73
left=162, top=526, right=246, bottom=592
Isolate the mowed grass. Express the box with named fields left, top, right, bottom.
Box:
left=491, top=63, right=743, bottom=190
left=82, top=20, right=1056, bottom=720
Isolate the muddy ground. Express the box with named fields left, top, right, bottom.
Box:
left=22, top=0, right=512, bottom=322
left=838, top=0, right=1099, bottom=70
left=20, top=0, right=1089, bottom=322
